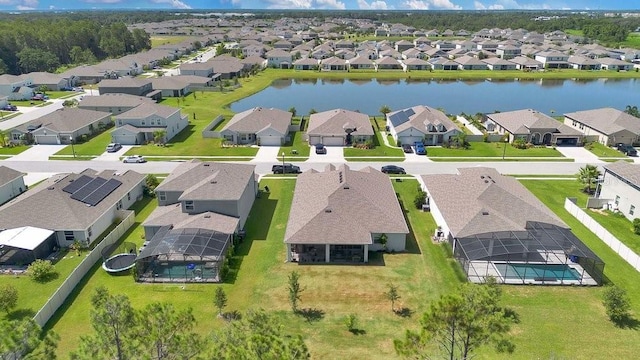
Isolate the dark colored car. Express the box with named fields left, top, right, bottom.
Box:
left=272, top=163, right=302, bottom=174
left=617, top=143, right=638, bottom=156
left=31, top=94, right=49, bottom=101
left=402, top=144, right=413, bottom=153
left=314, top=143, right=327, bottom=154
left=1, top=104, right=17, bottom=111
left=381, top=165, right=406, bottom=174
left=414, top=141, right=427, bottom=155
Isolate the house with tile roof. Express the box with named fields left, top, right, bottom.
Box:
left=307, top=109, right=373, bottom=146
left=285, top=164, right=408, bottom=264
left=0, top=166, right=25, bottom=206
left=220, top=107, right=292, bottom=146
left=598, top=161, right=640, bottom=222
left=485, top=108, right=583, bottom=146
left=386, top=105, right=462, bottom=146
left=10, top=108, right=112, bottom=145
left=112, top=103, right=188, bottom=145
left=563, top=108, right=640, bottom=146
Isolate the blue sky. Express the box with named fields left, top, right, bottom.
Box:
left=1, top=0, right=638, bottom=11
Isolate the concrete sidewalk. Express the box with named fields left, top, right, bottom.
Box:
left=555, top=146, right=602, bottom=163
left=251, top=146, right=281, bottom=163
left=9, top=145, right=66, bottom=161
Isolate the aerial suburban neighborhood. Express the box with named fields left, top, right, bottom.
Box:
left=0, top=7, right=640, bottom=360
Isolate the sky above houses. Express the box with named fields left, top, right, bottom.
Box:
left=1, top=0, right=638, bottom=11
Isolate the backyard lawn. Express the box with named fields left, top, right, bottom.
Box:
left=586, top=209, right=640, bottom=254
left=427, top=141, right=564, bottom=157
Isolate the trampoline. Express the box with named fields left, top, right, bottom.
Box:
left=101, top=241, right=137, bottom=273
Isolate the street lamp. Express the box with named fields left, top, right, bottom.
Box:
left=502, top=137, right=508, bottom=160
left=281, top=152, right=285, bottom=175
left=70, top=135, right=76, bottom=158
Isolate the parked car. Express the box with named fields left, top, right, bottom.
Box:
left=381, top=165, right=406, bottom=174
left=1, top=104, right=17, bottom=111
left=272, top=163, right=301, bottom=174
left=402, top=144, right=413, bottom=153
left=414, top=141, right=427, bottom=155
left=31, top=94, right=49, bottom=101
left=616, top=143, right=638, bottom=156
left=314, top=143, right=327, bottom=154
left=123, top=155, right=147, bottom=163
left=106, top=143, right=122, bottom=153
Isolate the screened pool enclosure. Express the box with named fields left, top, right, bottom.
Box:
left=135, top=226, right=231, bottom=283
left=453, top=222, right=604, bottom=285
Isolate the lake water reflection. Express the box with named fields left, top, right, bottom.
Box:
left=230, top=77, right=639, bottom=115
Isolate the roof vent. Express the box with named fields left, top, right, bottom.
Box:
left=47, top=187, right=54, bottom=190
left=325, top=208, right=332, bottom=213
left=338, top=171, right=343, bottom=183
left=480, top=176, right=485, bottom=179
left=204, top=163, right=210, bottom=167
left=484, top=180, right=489, bottom=183
left=210, top=180, right=217, bottom=184
left=482, top=211, right=489, bottom=215
left=204, top=214, right=211, bottom=218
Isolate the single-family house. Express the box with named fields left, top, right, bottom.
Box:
left=563, top=108, right=640, bottom=146
left=284, top=164, right=409, bottom=264
left=220, top=107, right=292, bottom=146
left=11, top=108, right=112, bottom=145
left=209, top=58, right=244, bottom=79
left=495, top=45, right=521, bottom=59
left=598, top=161, right=640, bottom=222
left=347, top=56, right=375, bottom=70
left=386, top=105, right=462, bottom=146
left=455, top=55, right=488, bottom=70
left=428, top=57, right=459, bottom=70
left=150, top=77, right=190, bottom=97
left=0, top=166, right=25, bottom=205
left=375, top=56, right=403, bottom=70
left=179, top=62, right=215, bottom=77
left=293, top=57, right=319, bottom=70
left=403, top=58, right=430, bottom=71
left=307, top=109, right=373, bottom=146
left=422, top=167, right=603, bottom=285
left=171, top=75, right=215, bottom=89
left=534, top=51, right=570, bottom=69
left=241, top=56, right=268, bottom=71
left=241, top=44, right=267, bottom=58
left=266, top=49, right=293, bottom=69
left=112, top=103, right=188, bottom=145
left=23, top=72, right=69, bottom=91
left=98, top=78, right=153, bottom=97
left=0, top=74, right=34, bottom=101
left=482, top=57, right=517, bottom=70
left=485, top=109, right=583, bottom=146
left=320, top=57, right=348, bottom=71
left=0, top=168, right=145, bottom=250
left=60, top=65, right=110, bottom=86
left=509, top=55, right=543, bottom=70
left=567, top=56, right=601, bottom=70
left=395, top=40, right=414, bottom=52
left=598, top=57, right=634, bottom=71
left=78, top=93, right=155, bottom=115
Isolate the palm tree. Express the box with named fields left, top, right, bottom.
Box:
left=288, top=107, right=297, bottom=117
left=577, top=164, right=601, bottom=194
left=379, top=105, right=391, bottom=118
left=625, top=105, right=639, bottom=118
left=153, top=129, right=167, bottom=145
left=0, top=129, right=7, bottom=147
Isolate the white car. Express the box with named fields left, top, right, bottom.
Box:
left=122, top=155, right=147, bottom=163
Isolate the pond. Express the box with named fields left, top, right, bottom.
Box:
left=231, top=77, right=640, bottom=116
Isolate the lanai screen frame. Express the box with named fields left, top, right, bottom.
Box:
left=453, top=221, right=604, bottom=285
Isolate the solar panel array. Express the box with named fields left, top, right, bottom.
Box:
left=66, top=175, right=123, bottom=206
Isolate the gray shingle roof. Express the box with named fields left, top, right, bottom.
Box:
left=487, top=109, right=581, bottom=135
left=422, top=167, right=566, bottom=239
left=0, top=169, right=145, bottom=231
left=0, top=166, right=23, bottom=186
left=115, top=102, right=180, bottom=120
left=143, top=203, right=239, bottom=234
left=15, top=108, right=111, bottom=133
left=387, top=105, right=459, bottom=134
left=156, top=160, right=255, bottom=201
left=564, top=108, right=640, bottom=135
left=222, top=107, right=292, bottom=135
left=604, top=161, right=640, bottom=188
left=285, top=164, right=408, bottom=245
left=99, top=78, right=151, bottom=88
left=78, top=93, right=155, bottom=108
left=307, top=109, right=373, bottom=137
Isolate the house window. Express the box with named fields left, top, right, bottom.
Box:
left=127, top=192, right=131, bottom=201
left=118, top=120, right=123, bottom=126
left=185, top=201, right=194, bottom=211
left=630, top=205, right=635, bottom=216
left=158, top=192, right=166, bottom=201
left=615, top=196, right=620, bottom=206
left=64, top=231, right=74, bottom=241
left=88, top=227, right=92, bottom=237
left=142, top=120, right=146, bottom=125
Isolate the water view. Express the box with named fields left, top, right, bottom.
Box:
left=231, top=78, right=640, bottom=116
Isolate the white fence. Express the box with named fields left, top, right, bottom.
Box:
left=564, top=198, right=640, bottom=272
left=32, top=210, right=136, bottom=327
left=201, top=115, right=224, bottom=138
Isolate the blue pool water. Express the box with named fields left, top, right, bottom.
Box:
left=494, top=263, right=581, bottom=281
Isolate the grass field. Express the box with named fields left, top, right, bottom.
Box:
left=586, top=209, right=640, bottom=254
left=620, top=33, right=640, bottom=49
left=585, top=142, right=627, bottom=158
left=0, top=145, right=29, bottom=155
left=150, top=36, right=189, bottom=48
left=0, top=111, right=21, bottom=120
left=279, top=130, right=310, bottom=159
left=343, top=130, right=405, bottom=157
left=54, top=130, right=113, bottom=156
left=427, top=142, right=564, bottom=157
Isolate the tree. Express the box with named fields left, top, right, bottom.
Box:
left=27, top=259, right=57, bottom=283
left=0, top=284, right=18, bottom=314
left=17, top=47, right=60, bottom=73
left=395, top=280, right=516, bottom=360
left=145, top=174, right=160, bottom=196
left=385, top=284, right=400, bottom=312
left=209, top=309, right=310, bottom=359
left=136, top=302, right=205, bottom=360
left=288, top=106, right=297, bottom=117
left=71, top=286, right=138, bottom=360
left=288, top=271, right=304, bottom=313
left=214, top=287, right=228, bottom=317
left=63, top=99, right=79, bottom=108
left=379, top=105, right=391, bottom=118
left=0, top=318, right=59, bottom=360
left=577, top=164, right=601, bottom=194
left=153, top=129, right=167, bottom=145
left=37, top=85, right=49, bottom=95
left=625, top=105, right=640, bottom=118
left=602, top=286, right=631, bottom=325
left=0, top=129, right=8, bottom=147
left=344, top=313, right=358, bottom=333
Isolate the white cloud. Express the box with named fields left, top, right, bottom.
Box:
left=83, top=0, right=123, bottom=3
left=474, top=0, right=554, bottom=10
left=151, top=0, right=192, bottom=8
left=17, top=5, right=35, bottom=9
left=357, top=0, right=389, bottom=9
left=263, top=0, right=313, bottom=9
left=316, top=0, right=346, bottom=9
left=431, top=0, right=461, bottom=9
left=401, top=0, right=427, bottom=9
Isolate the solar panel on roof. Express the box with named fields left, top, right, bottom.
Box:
left=70, top=177, right=107, bottom=201
left=62, top=175, right=93, bottom=194
left=83, top=178, right=122, bottom=206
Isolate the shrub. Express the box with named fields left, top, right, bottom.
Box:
left=414, top=189, right=427, bottom=209
left=28, top=259, right=57, bottom=283
left=512, top=138, right=527, bottom=149
left=602, top=286, right=631, bottom=325
left=633, top=218, right=640, bottom=235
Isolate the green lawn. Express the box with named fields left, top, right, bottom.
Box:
left=586, top=210, right=640, bottom=254
left=150, top=36, right=189, bottom=48
left=427, top=142, right=564, bottom=157
left=8, top=100, right=42, bottom=107
left=343, top=130, right=405, bottom=158
left=53, top=129, right=113, bottom=157
left=585, top=142, right=627, bottom=158
left=279, top=130, right=310, bottom=159
left=620, top=33, right=640, bottom=49
left=1, top=111, right=21, bottom=120
left=0, top=145, right=29, bottom=155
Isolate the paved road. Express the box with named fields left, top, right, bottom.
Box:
left=0, top=93, right=85, bottom=131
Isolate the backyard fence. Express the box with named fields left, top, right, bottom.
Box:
left=32, top=210, right=136, bottom=328
left=564, top=198, right=640, bottom=272
left=201, top=115, right=224, bottom=138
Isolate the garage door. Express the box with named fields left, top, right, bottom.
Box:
left=556, top=137, right=578, bottom=146
left=34, top=134, right=60, bottom=144
left=322, top=136, right=345, bottom=146
left=258, top=135, right=282, bottom=146
left=400, top=136, right=424, bottom=145
left=308, top=136, right=321, bottom=145
left=113, top=134, right=138, bottom=145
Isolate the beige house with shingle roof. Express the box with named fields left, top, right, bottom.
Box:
left=386, top=105, right=461, bottom=146
left=307, top=109, right=373, bottom=146
left=78, top=93, right=155, bottom=115
left=285, top=164, right=409, bottom=264
left=563, top=108, right=640, bottom=146
left=220, top=107, right=292, bottom=146
left=10, top=108, right=112, bottom=145
left=485, top=108, right=583, bottom=146
left=112, top=102, right=187, bottom=145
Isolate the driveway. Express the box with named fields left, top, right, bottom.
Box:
left=308, top=145, right=345, bottom=163
left=251, top=146, right=282, bottom=163
left=8, top=145, right=67, bottom=161
left=92, top=146, right=135, bottom=162
left=555, top=146, right=602, bottom=163
left=404, top=151, right=432, bottom=162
